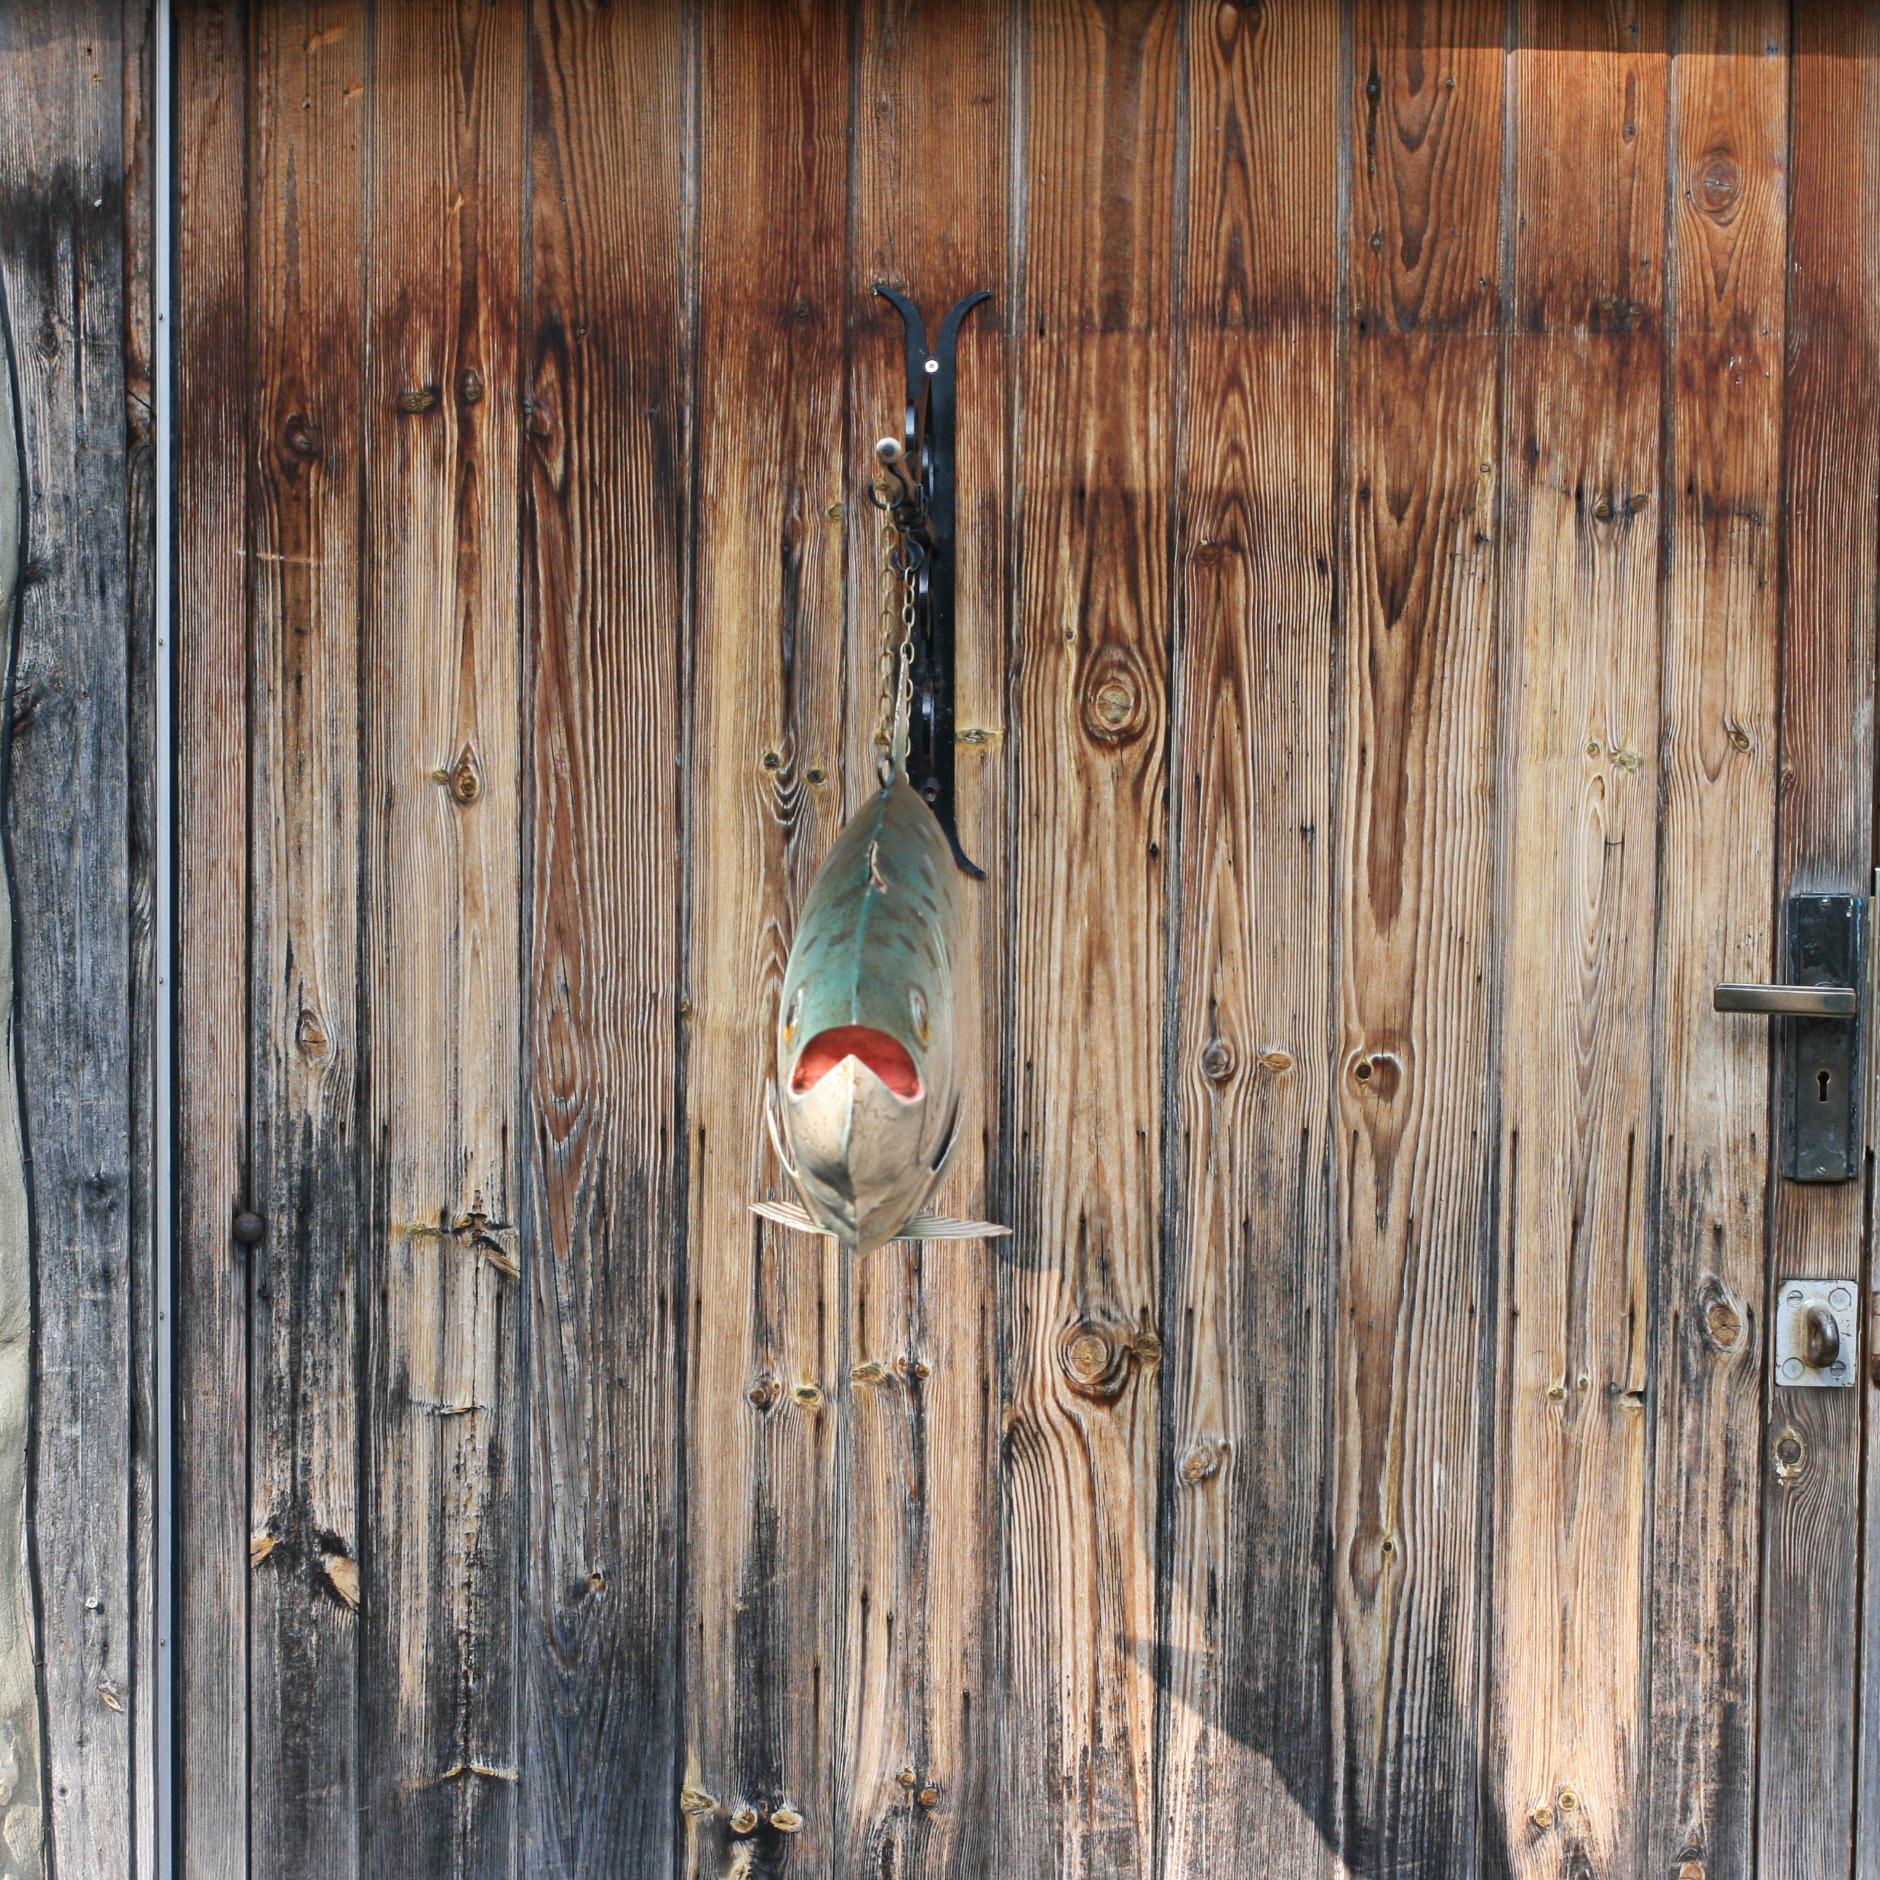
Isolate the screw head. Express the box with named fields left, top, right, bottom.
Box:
left=232, top=1211, right=266, bottom=1246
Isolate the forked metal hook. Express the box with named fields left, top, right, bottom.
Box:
left=870, top=283, right=993, bottom=877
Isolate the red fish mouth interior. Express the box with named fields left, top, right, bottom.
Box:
left=791, top=1026, right=922, bottom=1101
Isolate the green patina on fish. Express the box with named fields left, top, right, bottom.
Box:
left=755, top=772, right=1008, bottom=1253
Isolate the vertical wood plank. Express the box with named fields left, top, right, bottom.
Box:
left=845, top=4, right=1010, bottom=1874
left=1645, top=7, right=1786, bottom=1876
left=999, top=3, right=1179, bottom=1873
left=1158, top=0, right=1340, bottom=1872
left=121, top=0, right=159, bottom=1862
left=358, top=4, right=526, bottom=1870
left=245, top=2, right=367, bottom=1869
left=1762, top=7, right=1872, bottom=1872
left=1491, top=5, right=1665, bottom=1873
left=0, top=2, right=137, bottom=1868
left=1333, top=2, right=1504, bottom=1872
left=1853, top=53, right=1880, bottom=1872
left=0, top=88, right=39, bottom=1880
left=173, top=2, right=249, bottom=1870
left=520, top=0, right=689, bottom=1867
left=683, top=1, right=853, bottom=1871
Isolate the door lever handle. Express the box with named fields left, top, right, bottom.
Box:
left=1713, top=982, right=1859, bottom=1018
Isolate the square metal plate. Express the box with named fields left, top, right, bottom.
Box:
left=1773, top=1278, right=1859, bottom=1388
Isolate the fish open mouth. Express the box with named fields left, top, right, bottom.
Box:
left=791, top=1026, right=922, bottom=1101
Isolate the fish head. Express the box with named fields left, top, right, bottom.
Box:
left=782, top=1027, right=941, bottom=1251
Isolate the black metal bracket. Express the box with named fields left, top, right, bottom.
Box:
left=872, top=285, right=992, bottom=878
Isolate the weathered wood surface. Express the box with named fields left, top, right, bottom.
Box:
left=173, top=2, right=250, bottom=1872
left=1158, top=0, right=1338, bottom=1871
left=0, top=2, right=141, bottom=1874
left=359, top=6, right=525, bottom=1870
left=120, top=0, right=159, bottom=1863
left=1647, top=9, right=1786, bottom=1877
left=520, top=0, right=689, bottom=1872
left=0, top=136, right=39, bottom=1880
left=1766, top=6, right=1877, bottom=1873
left=682, top=3, right=852, bottom=1873
left=1492, top=6, right=1663, bottom=1873
left=1335, top=3, right=1503, bottom=1871
left=1000, top=6, right=1180, bottom=1875
left=135, top=2, right=1880, bottom=1876
left=244, top=3, right=368, bottom=1870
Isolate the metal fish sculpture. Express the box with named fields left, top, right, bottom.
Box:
left=753, top=770, right=1009, bottom=1253
left=754, top=284, right=1006, bottom=1253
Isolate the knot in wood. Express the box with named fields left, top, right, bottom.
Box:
left=1698, top=1280, right=1745, bottom=1354
left=457, top=367, right=485, bottom=406
left=729, top=1804, right=759, bottom=1835
left=1199, top=1037, right=1234, bottom=1083
left=282, top=412, right=322, bottom=461
left=1350, top=1049, right=1401, bottom=1099
left=767, top=1804, right=804, bottom=1834
left=1080, top=645, right=1151, bottom=748
left=1773, top=1427, right=1806, bottom=1481
left=445, top=744, right=483, bottom=805
left=1180, top=1439, right=1226, bottom=1486
left=294, top=1006, right=329, bottom=1061
left=746, top=1371, right=781, bottom=1412
left=678, top=1785, right=717, bottom=1817
left=1059, top=1323, right=1126, bottom=1399
left=1696, top=151, right=1742, bottom=216
left=397, top=384, right=440, bottom=414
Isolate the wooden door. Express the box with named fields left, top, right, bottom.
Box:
left=163, top=2, right=1880, bottom=1876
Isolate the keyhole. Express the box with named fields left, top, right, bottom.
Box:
left=1818, top=1068, right=1832, bottom=1103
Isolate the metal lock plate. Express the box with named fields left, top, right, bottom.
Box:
left=1773, top=1278, right=1858, bottom=1388
left=1780, top=893, right=1867, bottom=1181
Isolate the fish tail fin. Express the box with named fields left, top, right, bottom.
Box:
left=749, top=1199, right=838, bottom=1240
left=897, top=1214, right=1013, bottom=1242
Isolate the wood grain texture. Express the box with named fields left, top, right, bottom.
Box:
left=999, top=4, right=1179, bottom=1874
left=244, top=3, right=367, bottom=1867
left=148, top=6, right=1880, bottom=1871
left=682, top=2, right=853, bottom=1872
left=1490, top=6, right=1664, bottom=1873
left=172, top=3, right=250, bottom=1871
left=520, top=0, right=689, bottom=1868
left=844, top=2, right=1010, bottom=1874
left=0, top=3, right=137, bottom=1870
left=0, top=127, right=39, bottom=1880
left=1645, top=6, right=1786, bottom=1876
left=1761, top=5, right=1875, bottom=1872
left=358, top=5, right=526, bottom=1870
left=1158, top=1, right=1340, bottom=1874
left=1334, top=3, right=1503, bottom=1873
left=1856, top=40, right=1880, bottom=1862
left=120, top=0, right=159, bottom=1863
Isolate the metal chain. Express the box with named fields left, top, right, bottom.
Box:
left=873, top=513, right=919, bottom=782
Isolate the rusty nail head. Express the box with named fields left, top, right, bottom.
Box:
left=233, top=1211, right=266, bottom=1246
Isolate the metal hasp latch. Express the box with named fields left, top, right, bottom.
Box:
left=1773, top=1278, right=1858, bottom=1388
left=1713, top=891, right=1868, bottom=1182
left=871, top=285, right=991, bottom=877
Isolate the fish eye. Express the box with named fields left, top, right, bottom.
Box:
left=909, top=987, right=929, bottom=1042
left=784, top=985, right=803, bottom=1044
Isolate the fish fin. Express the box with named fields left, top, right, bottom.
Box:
left=897, top=1213, right=1013, bottom=1242
left=764, top=1081, right=799, bottom=1183
left=750, top=1199, right=838, bottom=1239
left=929, top=1092, right=963, bottom=1178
